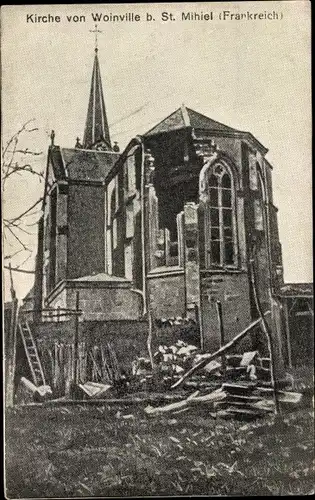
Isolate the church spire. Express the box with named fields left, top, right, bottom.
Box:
left=83, top=28, right=111, bottom=150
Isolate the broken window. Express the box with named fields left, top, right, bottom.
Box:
left=205, top=164, right=236, bottom=267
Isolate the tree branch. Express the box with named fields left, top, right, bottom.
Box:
left=2, top=120, right=44, bottom=269
left=2, top=119, right=37, bottom=160
left=7, top=148, right=42, bottom=156
left=6, top=225, right=30, bottom=251
left=3, top=161, right=45, bottom=182
left=8, top=197, right=43, bottom=224
left=3, top=249, right=24, bottom=260
left=3, top=265, right=35, bottom=275
left=4, top=220, right=36, bottom=236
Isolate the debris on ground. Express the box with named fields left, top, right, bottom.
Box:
left=144, top=382, right=305, bottom=420
left=240, top=350, right=259, bottom=367
left=203, top=360, right=222, bottom=375
left=17, top=377, right=53, bottom=403
left=131, top=340, right=309, bottom=420
left=78, top=382, right=112, bottom=399
left=132, top=342, right=271, bottom=391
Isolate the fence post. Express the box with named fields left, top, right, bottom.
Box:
left=71, top=291, right=80, bottom=399
left=5, top=263, right=19, bottom=408
left=216, top=300, right=226, bottom=376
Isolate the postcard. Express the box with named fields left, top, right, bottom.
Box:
left=2, top=2, right=313, bottom=498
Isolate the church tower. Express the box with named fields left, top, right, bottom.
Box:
left=34, top=42, right=122, bottom=317
left=82, top=46, right=112, bottom=150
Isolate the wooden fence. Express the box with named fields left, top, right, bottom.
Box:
left=37, top=341, right=121, bottom=397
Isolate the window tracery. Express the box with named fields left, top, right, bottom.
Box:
left=203, top=163, right=236, bottom=267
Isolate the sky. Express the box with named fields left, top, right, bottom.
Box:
left=1, top=2, right=312, bottom=300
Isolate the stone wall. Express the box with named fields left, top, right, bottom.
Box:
left=32, top=319, right=148, bottom=372
left=67, top=285, right=142, bottom=321
left=200, top=271, right=252, bottom=351
left=32, top=318, right=201, bottom=374
left=183, top=203, right=200, bottom=319
left=45, top=281, right=143, bottom=321
left=147, top=270, right=186, bottom=319
left=67, top=184, right=105, bottom=279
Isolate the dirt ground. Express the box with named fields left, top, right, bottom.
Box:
left=5, top=402, right=314, bottom=498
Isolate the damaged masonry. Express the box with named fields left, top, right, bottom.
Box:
left=4, top=36, right=313, bottom=417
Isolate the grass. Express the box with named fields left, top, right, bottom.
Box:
left=5, top=402, right=315, bottom=498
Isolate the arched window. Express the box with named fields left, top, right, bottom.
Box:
left=205, top=163, right=236, bottom=267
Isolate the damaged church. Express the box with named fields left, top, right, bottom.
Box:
left=24, top=44, right=293, bottom=368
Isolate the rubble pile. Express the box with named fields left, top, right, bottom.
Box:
left=132, top=341, right=200, bottom=389
left=131, top=342, right=273, bottom=391
left=16, top=337, right=309, bottom=418
left=130, top=342, right=308, bottom=419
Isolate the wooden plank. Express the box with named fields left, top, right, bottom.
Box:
left=222, top=383, right=256, bottom=395
left=248, top=256, right=280, bottom=414
left=216, top=300, right=226, bottom=375
left=171, top=312, right=270, bottom=389
left=72, top=291, right=80, bottom=396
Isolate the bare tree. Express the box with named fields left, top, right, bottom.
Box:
left=2, top=119, right=45, bottom=275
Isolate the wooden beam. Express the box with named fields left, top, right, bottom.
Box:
left=171, top=312, right=270, bottom=390
left=147, top=310, right=154, bottom=370
left=71, top=291, right=80, bottom=399
left=283, top=299, right=292, bottom=369
left=216, top=300, right=226, bottom=375
left=249, top=256, right=280, bottom=415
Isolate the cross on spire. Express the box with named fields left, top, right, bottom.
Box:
left=89, top=24, right=102, bottom=52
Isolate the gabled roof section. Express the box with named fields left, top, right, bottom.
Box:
left=83, top=50, right=112, bottom=150
left=62, top=148, right=119, bottom=181
left=46, top=146, right=119, bottom=182
left=72, top=272, right=130, bottom=283
left=145, top=107, right=185, bottom=136
left=144, top=105, right=240, bottom=137
left=188, top=107, right=239, bottom=132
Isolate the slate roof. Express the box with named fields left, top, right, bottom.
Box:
left=144, top=105, right=240, bottom=136
left=83, top=50, right=111, bottom=150
left=61, top=148, right=119, bottom=181
left=72, top=273, right=130, bottom=283
left=49, top=146, right=120, bottom=182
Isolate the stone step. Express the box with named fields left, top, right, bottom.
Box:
left=226, top=393, right=262, bottom=403
left=222, top=382, right=257, bottom=395
left=214, top=400, right=263, bottom=411
left=217, top=407, right=267, bottom=420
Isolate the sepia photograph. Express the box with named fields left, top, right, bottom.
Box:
left=2, top=2, right=313, bottom=498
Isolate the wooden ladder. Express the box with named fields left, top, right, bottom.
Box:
left=19, top=321, right=46, bottom=386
